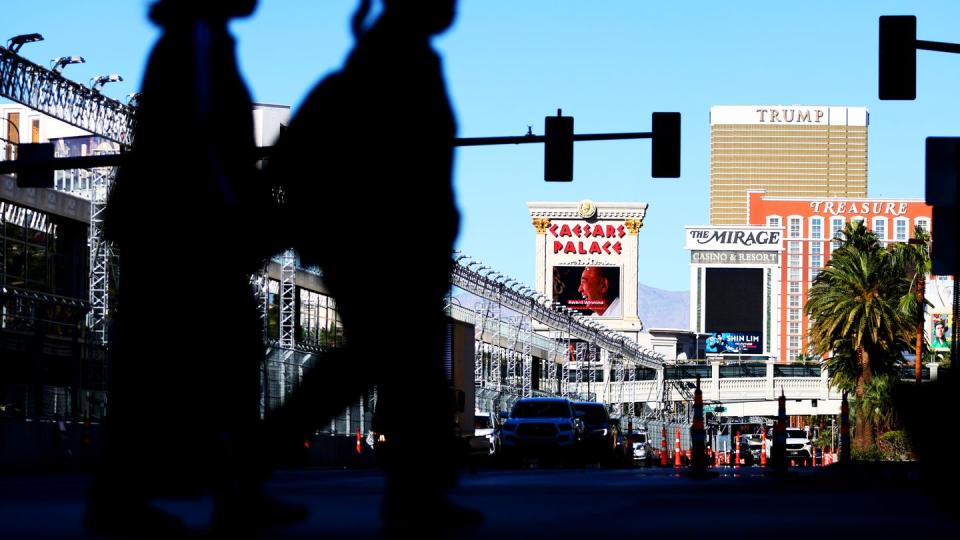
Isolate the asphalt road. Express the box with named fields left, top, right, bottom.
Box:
left=0, top=464, right=954, bottom=539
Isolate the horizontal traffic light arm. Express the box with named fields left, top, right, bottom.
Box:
left=0, top=147, right=273, bottom=175
left=916, top=39, right=960, bottom=54
left=453, top=131, right=652, bottom=147
left=0, top=153, right=124, bottom=175
left=0, top=132, right=659, bottom=175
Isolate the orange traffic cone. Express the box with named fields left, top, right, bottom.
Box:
left=660, top=425, right=668, bottom=467
left=356, top=428, right=362, bottom=455
left=674, top=427, right=681, bottom=468
left=759, top=431, right=765, bottom=466
left=734, top=431, right=740, bottom=468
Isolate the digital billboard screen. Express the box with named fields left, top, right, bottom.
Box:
left=552, top=265, right=622, bottom=318
left=704, top=267, right=763, bottom=354
left=931, top=313, right=952, bottom=351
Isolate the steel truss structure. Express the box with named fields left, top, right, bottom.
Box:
left=0, top=45, right=136, bottom=146
left=86, top=168, right=112, bottom=344
left=450, top=253, right=664, bottom=418
left=279, top=249, right=296, bottom=350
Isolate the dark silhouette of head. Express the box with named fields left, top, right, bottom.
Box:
left=353, top=0, right=457, bottom=38
left=150, top=0, right=258, bottom=24
left=384, top=0, right=457, bottom=34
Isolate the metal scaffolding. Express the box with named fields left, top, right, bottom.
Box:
left=279, top=249, right=296, bottom=350
left=85, top=168, right=112, bottom=344
left=450, top=257, right=662, bottom=369
left=450, top=252, right=665, bottom=415
left=1, top=44, right=135, bottom=344
left=0, top=45, right=136, bottom=146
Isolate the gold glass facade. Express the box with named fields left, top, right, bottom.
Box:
left=710, top=111, right=868, bottom=225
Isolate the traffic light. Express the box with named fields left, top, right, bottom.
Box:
left=651, top=112, right=680, bottom=178
left=15, top=143, right=55, bottom=189
left=879, top=15, right=916, bottom=100
left=544, top=111, right=573, bottom=182
left=925, top=137, right=958, bottom=275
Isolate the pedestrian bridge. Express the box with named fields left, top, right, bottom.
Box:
left=473, top=347, right=941, bottom=418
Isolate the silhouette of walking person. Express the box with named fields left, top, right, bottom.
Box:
left=267, top=0, right=481, bottom=530
left=85, top=0, right=304, bottom=535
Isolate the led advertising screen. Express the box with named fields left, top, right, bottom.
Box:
left=553, top=265, right=622, bottom=318
left=704, top=268, right=763, bottom=354
left=704, top=332, right=763, bottom=354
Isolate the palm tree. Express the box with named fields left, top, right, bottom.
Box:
left=806, top=222, right=908, bottom=450
left=890, top=225, right=932, bottom=384
left=859, top=374, right=898, bottom=434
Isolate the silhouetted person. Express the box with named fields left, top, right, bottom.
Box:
left=267, top=0, right=480, bottom=530
left=85, top=0, right=303, bottom=535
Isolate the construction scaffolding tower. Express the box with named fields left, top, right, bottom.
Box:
left=1, top=44, right=135, bottom=344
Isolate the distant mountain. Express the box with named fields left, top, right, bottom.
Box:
left=637, top=283, right=689, bottom=330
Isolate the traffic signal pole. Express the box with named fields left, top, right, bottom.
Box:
left=456, top=110, right=680, bottom=181
left=453, top=131, right=652, bottom=146
left=1, top=112, right=682, bottom=183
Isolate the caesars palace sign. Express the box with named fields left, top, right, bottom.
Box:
left=549, top=222, right=627, bottom=255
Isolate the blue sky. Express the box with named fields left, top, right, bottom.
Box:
left=4, top=1, right=960, bottom=291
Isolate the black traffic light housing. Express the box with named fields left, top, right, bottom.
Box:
left=15, top=143, right=55, bottom=189
left=544, top=110, right=573, bottom=182
left=925, top=137, right=959, bottom=275
left=879, top=15, right=917, bottom=100
left=651, top=112, right=681, bottom=178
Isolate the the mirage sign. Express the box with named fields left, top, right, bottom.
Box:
left=684, top=226, right=782, bottom=252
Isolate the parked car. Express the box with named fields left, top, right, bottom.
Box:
left=474, top=409, right=499, bottom=456
left=572, top=402, right=616, bottom=462
left=626, top=431, right=657, bottom=466
left=765, top=427, right=813, bottom=465
left=499, top=397, right=582, bottom=464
